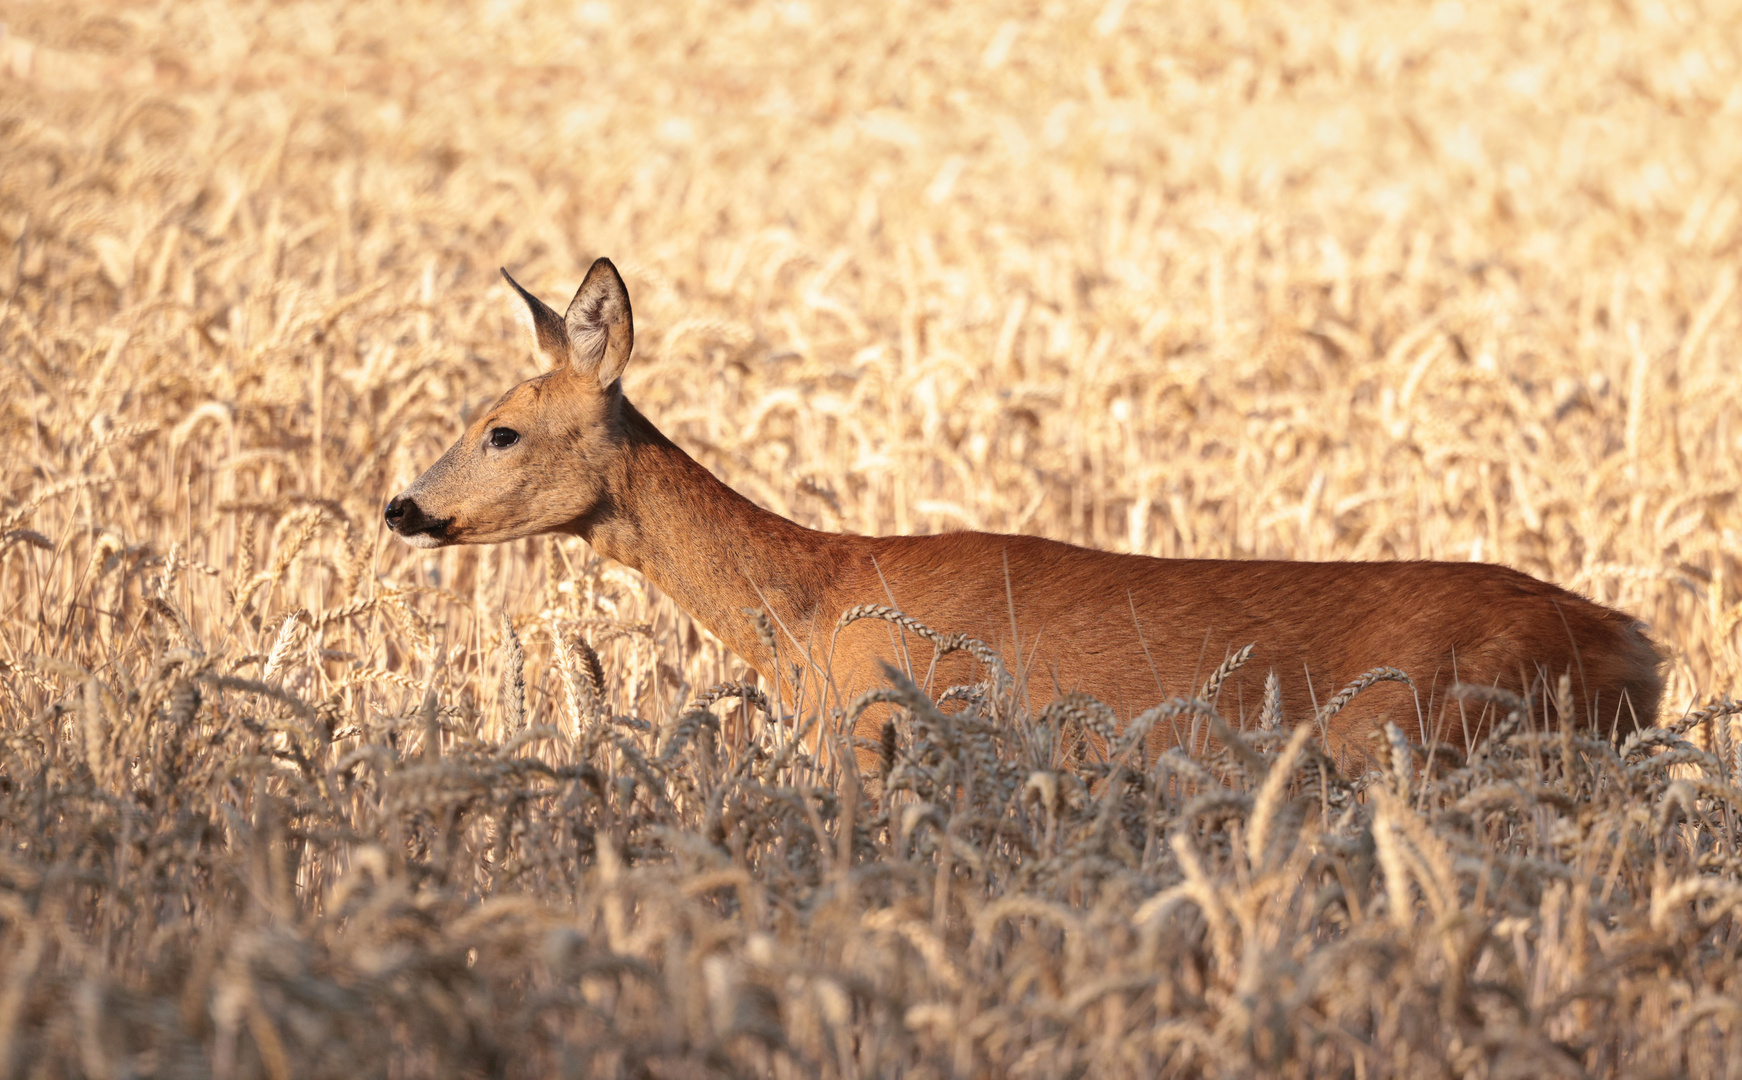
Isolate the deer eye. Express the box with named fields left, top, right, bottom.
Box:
left=487, top=427, right=519, bottom=449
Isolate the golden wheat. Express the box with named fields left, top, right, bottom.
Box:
left=1, top=0, right=1740, bottom=1075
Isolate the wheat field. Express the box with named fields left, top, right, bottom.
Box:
left=1, top=0, right=1741, bottom=1075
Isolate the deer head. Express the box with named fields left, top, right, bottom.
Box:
left=384, top=257, right=634, bottom=547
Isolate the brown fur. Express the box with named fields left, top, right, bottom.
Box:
left=389, top=260, right=1664, bottom=774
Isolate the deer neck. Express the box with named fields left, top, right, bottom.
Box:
left=576, top=398, right=836, bottom=680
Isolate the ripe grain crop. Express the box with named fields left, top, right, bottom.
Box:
left=2, top=0, right=1741, bottom=1076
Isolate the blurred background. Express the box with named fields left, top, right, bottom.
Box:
left=3, top=0, right=1738, bottom=720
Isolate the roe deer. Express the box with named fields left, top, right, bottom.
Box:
left=386, top=258, right=1663, bottom=772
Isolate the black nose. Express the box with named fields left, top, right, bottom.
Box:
left=384, top=495, right=424, bottom=533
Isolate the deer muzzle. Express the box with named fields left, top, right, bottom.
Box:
left=384, top=494, right=452, bottom=548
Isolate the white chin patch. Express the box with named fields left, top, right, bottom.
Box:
left=397, top=531, right=446, bottom=549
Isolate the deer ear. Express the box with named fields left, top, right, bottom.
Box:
left=500, top=268, right=571, bottom=370
left=563, top=257, right=634, bottom=389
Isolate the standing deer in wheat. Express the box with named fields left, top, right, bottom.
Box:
left=385, top=258, right=1663, bottom=771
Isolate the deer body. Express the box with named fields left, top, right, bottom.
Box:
left=387, top=259, right=1663, bottom=771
